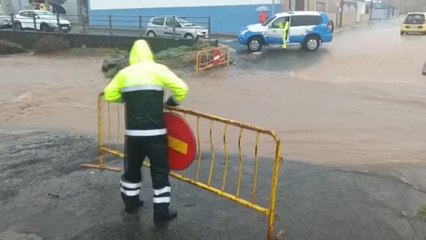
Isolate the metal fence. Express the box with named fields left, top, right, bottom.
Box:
left=1, top=12, right=211, bottom=39
left=81, top=93, right=284, bottom=240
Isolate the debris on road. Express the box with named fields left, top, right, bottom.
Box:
left=47, top=193, right=60, bottom=199
left=101, top=41, right=222, bottom=79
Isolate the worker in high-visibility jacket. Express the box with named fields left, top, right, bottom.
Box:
left=104, top=39, right=189, bottom=223
left=277, top=19, right=290, bottom=49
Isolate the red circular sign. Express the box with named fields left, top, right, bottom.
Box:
left=164, top=112, right=196, bottom=170
left=212, top=49, right=222, bottom=66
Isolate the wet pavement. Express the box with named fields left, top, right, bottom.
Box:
left=0, top=131, right=425, bottom=240
left=1, top=19, right=426, bottom=240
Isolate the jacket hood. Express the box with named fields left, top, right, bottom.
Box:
left=129, top=40, right=154, bottom=65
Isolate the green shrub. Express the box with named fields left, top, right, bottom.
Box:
left=0, top=40, right=27, bottom=54
left=417, top=204, right=426, bottom=221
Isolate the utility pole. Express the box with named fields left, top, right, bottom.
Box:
left=369, top=0, right=374, bottom=21
left=387, top=0, right=390, bottom=19
left=272, top=0, right=275, bottom=15
left=339, top=0, right=344, bottom=27
left=399, top=0, right=402, bottom=15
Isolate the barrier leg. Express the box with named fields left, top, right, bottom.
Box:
left=80, top=93, right=121, bottom=172
left=81, top=155, right=121, bottom=172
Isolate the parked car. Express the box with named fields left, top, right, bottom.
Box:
left=146, top=16, right=209, bottom=39
left=400, top=12, right=426, bottom=35
left=13, top=10, right=71, bottom=32
left=238, top=11, right=334, bottom=52
left=0, top=13, right=11, bottom=29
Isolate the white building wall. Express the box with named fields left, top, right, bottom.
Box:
left=62, top=0, right=78, bottom=16
left=356, top=1, right=366, bottom=22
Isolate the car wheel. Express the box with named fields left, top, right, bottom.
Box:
left=248, top=37, right=263, bottom=52
left=400, top=31, right=405, bottom=35
left=303, top=36, right=320, bottom=51
left=147, top=31, right=156, bottom=37
left=14, top=22, right=22, bottom=30
left=184, top=33, right=194, bottom=39
left=40, top=23, right=49, bottom=32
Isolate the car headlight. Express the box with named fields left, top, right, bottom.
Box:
left=195, top=30, right=207, bottom=35
left=240, top=29, right=248, bottom=36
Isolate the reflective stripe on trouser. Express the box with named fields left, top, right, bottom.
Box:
left=120, top=177, right=141, bottom=208
left=153, top=186, right=171, bottom=213
left=122, top=135, right=171, bottom=212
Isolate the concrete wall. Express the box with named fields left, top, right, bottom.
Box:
left=0, top=30, right=215, bottom=52
left=327, top=2, right=357, bottom=27
left=372, top=8, right=388, bottom=19
left=325, top=0, right=339, bottom=13
left=372, top=7, right=400, bottom=20
left=315, top=0, right=327, bottom=12
left=358, top=13, right=370, bottom=23
left=342, top=3, right=357, bottom=26
left=356, top=1, right=366, bottom=22
left=63, top=0, right=78, bottom=17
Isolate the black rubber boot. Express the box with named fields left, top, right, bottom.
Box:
left=154, top=208, right=177, bottom=223
left=124, top=200, right=144, bottom=214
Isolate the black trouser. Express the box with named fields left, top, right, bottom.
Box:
left=120, top=135, right=171, bottom=213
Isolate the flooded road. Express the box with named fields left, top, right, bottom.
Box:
left=1, top=19, right=426, bottom=239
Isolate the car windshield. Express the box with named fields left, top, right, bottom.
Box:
left=178, top=18, right=195, bottom=26
left=262, top=16, right=277, bottom=26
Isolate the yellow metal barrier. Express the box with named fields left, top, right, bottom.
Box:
left=195, top=46, right=230, bottom=75
left=81, top=93, right=283, bottom=240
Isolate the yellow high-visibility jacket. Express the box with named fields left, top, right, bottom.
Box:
left=277, top=21, right=290, bottom=40
left=104, top=40, right=189, bottom=136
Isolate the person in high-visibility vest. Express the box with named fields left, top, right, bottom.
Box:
left=104, top=40, right=189, bottom=223
left=277, top=19, right=290, bottom=49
